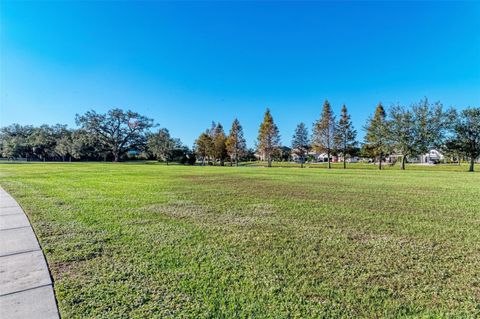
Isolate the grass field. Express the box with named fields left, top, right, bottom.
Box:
left=0, top=163, right=479, bottom=318
left=238, top=161, right=474, bottom=172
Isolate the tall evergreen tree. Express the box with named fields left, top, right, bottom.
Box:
left=334, top=104, right=357, bottom=169
left=291, top=122, right=310, bottom=168
left=312, top=100, right=336, bottom=169
left=205, top=121, right=217, bottom=161
left=257, top=108, right=281, bottom=167
left=212, top=123, right=227, bottom=166
left=194, top=132, right=212, bottom=166
left=226, top=118, right=247, bottom=166
left=364, top=103, right=389, bottom=170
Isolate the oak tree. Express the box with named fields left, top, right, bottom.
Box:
left=76, top=109, right=154, bottom=162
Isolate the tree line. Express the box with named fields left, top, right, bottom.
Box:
left=0, top=109, right=193, bottom=165
left=1, top=100, right=479, bottom=171
left=195, top=98, right=479, bottom=172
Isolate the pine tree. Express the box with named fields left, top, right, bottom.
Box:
left=206, top=121, right=217, bottom=161
left=334, top=105, right=357, bottom=169
left=291, top=122, right=310, bottom=168
left=364, top=103, right=389, bottom=170
left=226, top=118, right=247, bottom=166
left=212, top=123, right=227, bottom=166
left=312, top=100, right=336, bottom=169
left=257, top=108, right=281, bottom=167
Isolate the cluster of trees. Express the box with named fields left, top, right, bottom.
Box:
left=363, top=100, right=480, bottom=172
left=1, top=100, right=479, bottom=171
left=255, top=104, right=357, bottom=169
left=194, top=113, right=296, bottom=167
left=0, top=109, right=195, bottom=164
left=194, top=120, right=255, bottom=166
left=207, top=98, right=478, bottom=171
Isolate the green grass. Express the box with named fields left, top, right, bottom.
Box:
left=0, top=163, right=479, bottom=318
left=241, top=160, right=474, bottom=171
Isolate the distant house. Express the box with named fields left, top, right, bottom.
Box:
left=418, top=149, right=444, bottom=164
left=291, top=150, right=329, bottom=162
left=309, top=152, right=331, bottom=163
left=336, top=155, right=360, bottom=163
left=254, top=151, right=266, bottom=161
left=291, top=150, right=359, bottom=163
left=388, top=149, right=445, bottom=164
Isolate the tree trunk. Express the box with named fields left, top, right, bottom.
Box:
left=343, top=154, right=346, bottom=169
left=267, top=154, right=272, bottom=167
left=301, top=156, right=304, bottom=169
left=469, top=157, right=475, bottom=172
left=327, top=151, right=331, bottom=169
left=235, top=158, right=238, bottom=167
left=379, top=153, right=382, bottom=170
left=113, top=152, right=119, bottom=162
left=401, top=155, right=406, bottom=170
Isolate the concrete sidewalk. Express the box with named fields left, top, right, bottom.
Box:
left=0, top=187, right=60, bottom=319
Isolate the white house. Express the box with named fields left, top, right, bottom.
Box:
left=291, top=150, right=359, bottom=163
left=388, top=149, right=445, bottom=164
left=418, top=149, right=444, bottom=164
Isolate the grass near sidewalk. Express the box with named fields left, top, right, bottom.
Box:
left=0, top=162, right=479, bottom=318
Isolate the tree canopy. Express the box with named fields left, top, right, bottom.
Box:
left=147, top=128, right=182, bottom=164
left=449, top=107, right=480, bottom=172
left=75, top=109, right=155, bottom=162
left=388, top=99, right=447, bottom=170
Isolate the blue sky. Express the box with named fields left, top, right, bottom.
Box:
left=1, top=1, right=479, bottom=148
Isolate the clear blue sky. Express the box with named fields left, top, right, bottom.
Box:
left=1, top=1, right=479, bottom=148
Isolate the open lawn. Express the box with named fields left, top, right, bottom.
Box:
left=0, top=163, right=479, bottom=318
left=240, top=161, right=474, bottom=172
